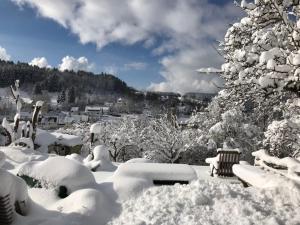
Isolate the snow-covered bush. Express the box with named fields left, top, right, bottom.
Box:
left=263, top=117, right=300, bottom=158
left=138, top=115, right=189, bottom=163
left=209, top=109, right=262, bottom=161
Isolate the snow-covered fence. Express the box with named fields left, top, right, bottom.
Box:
left=252, top=149, right=300, bottom=183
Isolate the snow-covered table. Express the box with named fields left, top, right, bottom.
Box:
left=114, top=163, right=197, bottom=184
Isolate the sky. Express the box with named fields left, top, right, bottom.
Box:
left=0, top=0, right=242, bottom=93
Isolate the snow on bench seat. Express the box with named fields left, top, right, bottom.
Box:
left=114, top=163, right=197, bottom=183
left=232, top=164, right=289, bottom=188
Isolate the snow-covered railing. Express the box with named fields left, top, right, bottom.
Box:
left=252, top=149, right=300, bottom=183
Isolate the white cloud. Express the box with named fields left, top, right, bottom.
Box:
left=12, top=0, right=242, bottom=93
left=0, top=46, right=11, bottom=61
left=58, top=56, right=94, bottom=72
left=124, top=62, right=147, bottom=71
left=104, top=65, right=118, bottom=75
left=29, top=57, right=51, bottom=68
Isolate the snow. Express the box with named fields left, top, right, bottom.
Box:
left=233, top=164, right=290, bottom=188
left=35, top=129, right=57, bottom=152
left=125, top=158, right=153, bottom=163
left=90, top=122, right=101, bottom=134
left=13, top=188, right=120, bottom=225
left=252, top=149, right=300, bottom=182
left=110, top=179, right=300, bottom=225
left=114, top=163, right=197, bottom=182
left=17, top=157, right=96, bottom=192
left=259, top=48, right=282, bottom=64
left=0, top=145, right=46, bottom=173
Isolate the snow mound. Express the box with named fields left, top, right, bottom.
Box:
left=112, top=163, right=197, bottom=200
left=18, top=157, right=96, bottom=192
left=110, top=180, right=300, bottom=225
left=0, top=146, right=46, bottom=173
left=48, top=188, right=119, bottom=225
left=85, top=145, right=117, bottom=172
left=125, top=158, right=153, bottom=163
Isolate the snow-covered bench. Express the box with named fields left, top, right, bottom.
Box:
left=205, top=149, right=240, bottom=177
left=232, top=164, right=287, bottom=188
left=233, top=150, right=300, bottom=187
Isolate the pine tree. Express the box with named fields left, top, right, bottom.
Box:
left=68, top=87, right=76, bottom=104
left=57, top=89, right=66, bottom=104
left=33, top=83, right=42, bottom=95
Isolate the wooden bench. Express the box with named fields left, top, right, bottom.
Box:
left=206, top=150, right=240, bottom=177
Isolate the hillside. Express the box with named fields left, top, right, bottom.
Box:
left=0, top=60, right=135, bottom=96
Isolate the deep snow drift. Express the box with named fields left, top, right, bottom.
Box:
left=110, top=180, right=300, bottom=225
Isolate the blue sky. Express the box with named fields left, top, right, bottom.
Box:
left=0, top=0, right=242, bottom=93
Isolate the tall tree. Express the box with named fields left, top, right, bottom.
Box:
left=68, top=87, right=76, bottom=104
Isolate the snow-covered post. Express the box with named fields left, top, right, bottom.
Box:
left=31, top=101, right=43, bottom=141
left=10, top=80, right=22, bottom=141
left=26, top=121, right=33, bottom=138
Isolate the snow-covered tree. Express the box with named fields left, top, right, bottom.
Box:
left=263, top=117, right=300, bottom=158
left=90, top=116, right=142, bottom=162
left=209, top=109, right=262, bottom=161
left=139, top=115, right=190, bottom=163
left=218, top=0, right=300, bottom=130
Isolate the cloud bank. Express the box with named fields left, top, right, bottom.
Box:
left=58, top=56, right=94, bottom=72
left=29, top=57, right=51, bottom=68
left=0, top=46, right=11, bottom=61
left=12, top=0, right=242, bottom=93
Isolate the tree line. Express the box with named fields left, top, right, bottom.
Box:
left=0, top=60, right=135, bottom=96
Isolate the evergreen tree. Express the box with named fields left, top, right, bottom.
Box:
left=68, top=86, right=76, bottom=104
left=33, top=83, right=42, bottom=95
left=57, top=89, right=66, bottom=104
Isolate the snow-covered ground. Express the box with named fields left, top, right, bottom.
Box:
left=110, top=180, right=300, bottom=225
left=1, top=145, right=300, bottom=225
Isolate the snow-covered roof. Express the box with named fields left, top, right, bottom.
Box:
left=85, top=106, right=110, bottom=112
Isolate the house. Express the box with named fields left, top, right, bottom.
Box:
left=39, top=111, right=67, bottom=129
left=85, top=106, right=111, bottom=121
left=70, top=107, right=79, bottom=114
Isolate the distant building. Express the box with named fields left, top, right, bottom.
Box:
left=183, top=92, right=217, bottom=102
left=85, top=106, right=111, bottom=121
left=70, top=107, right=79, bottom=113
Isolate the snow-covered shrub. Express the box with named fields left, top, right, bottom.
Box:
left=263, top=117, right=300, bottom=158
left=209, top=109, right=262, bottom=161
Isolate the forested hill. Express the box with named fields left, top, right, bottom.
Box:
left=0, top=60, right=135, bottom=96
